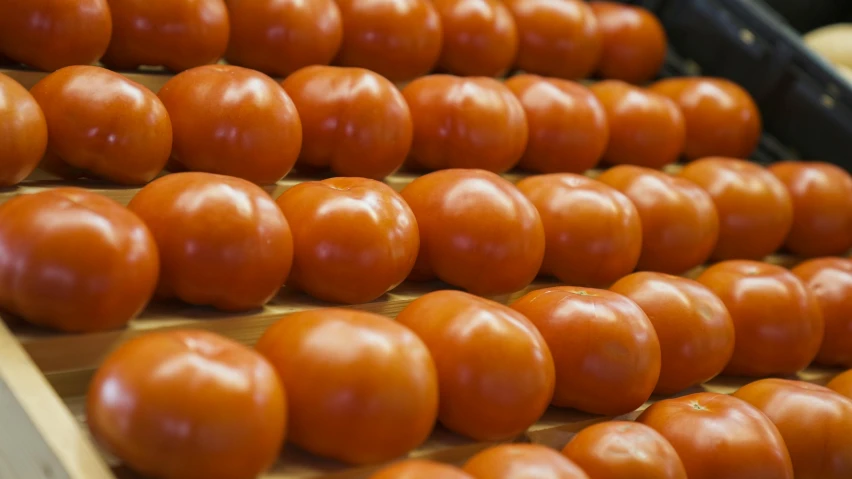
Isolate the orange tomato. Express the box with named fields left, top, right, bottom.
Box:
left=158, top=65, right=302, bottom=184
left=400, top=169, right=545, bottom=295
left=402, top=75, right=528, bottom=173
left=597, top=165, right=719, bottom=274
left=768, top=161, right=852, bottom=257
left=464, top=444, right=589, bottom=479
left=369, top=460, right=474, bottom=479
left=828, top=370, right=852, bottom=399
left=516, top=174, right=641, bottom=287
left=88, top=329, right=286, bottom=479
left=281, top=66, right=412, bottom=179
left=0, top=72, right=47, bottom=186
left=589, top=2, right=667, bottom=84
left=695, top=260, right=823, bottom=376
left=127, top=172, right=293, bottom=311
left=256, top=309, right=439, bottom=464
left=432, top=0, right=518, bottom=77
left=396, top=290, right=554, bottom=441
left=510, top=287, right=660, bottom=415
left=505, top=75, right=609, bottom=173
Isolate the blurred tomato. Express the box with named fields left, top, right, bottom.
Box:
left=768, top=161, right=852, bottom=257
left=464, top=444, right=589, bottom=479
left=432, top=0, right=518, bottom=77
left=158, top=65, right=302, bottom=184
left=400, top=169, right=545, bottom=295
left=396, top=290, right=554, bottom=441
left=256, top=309, right=438, bottom=464
left=597, top=165, right=719, bottom=274
left=370, top=460, right=473, bottom=479
left=0, top=72, right=47, bottom=186
left=281, top=66, right=412, bottom=179
left=828, top=370, right=852, bottom=399
left=88, top=330, right=285, bottom=479
left=589, top=2, right=667, bottom=84
left=505, top=75, right=609, bottom=173
left=516, top=174, right=641, bottom=287
left=403, top=75, right=528, bottom=173
left=0, top=188, right=158, bottom=332
left=127, top=172, right=293, bottom=311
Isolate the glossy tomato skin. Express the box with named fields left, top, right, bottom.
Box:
left=0, top=72, right=47, bottom=186
left=589, top=2, right=667, bottom=84
left=158, top=65, right=302, bottom=184
left=127, top=172, right=293, bottom=311
left=403, top=75, right=528, bottom=173
left=396, top=291, right=555, bottom=441
left=87, top=330, right=286, bottom=479
left=828, top=370, right=852, bottom=399
left=281, top=66, right=412, bottom=179
left=510, top=287, right=660, bottom=415
left=256, top=309, right=439, bottom=465
left=29, top=65, right=172, bottom=185
left=505, top=75, right=609, bottom=173
left=433, top=0, right=518, bottom=77
left=400, top=169, right=545, bottom=295
left=597, top=165, right=719, bottom=274
left=463, top=444, right=589, bottom=479
left=696, top=260, right=823, bottom=376
left=275, top=178, right=418, bottom=304
left=516, top=174, right=641, bottom=287
left=369, top=460, right=474, bottom=479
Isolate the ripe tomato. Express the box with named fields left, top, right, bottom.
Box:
left=637, top=393, right=794, bottom=479
left=256, top=308, right=439, bottom=464
left=281, top=66, right=412, bottom=179
left=0, top=188, right=158, bottom=332
left=589, top=2, right=667, bottom=84
left=400, top=169, right=545, bottom=295
left=768, top=161, right=852, bottom=257
left=127, top=172, right=293, bottom=311
left=396, top=290, right=554, bottom=441
left=516, top=174, right=641, bottom=287
left=695, top=260, right=823, bottom=376
left=828, top=370, right=852, bottom=399
left=0, top=72, right=47, bottom=186
left=88, top=329, right=286, bottom=479
left=432, top=0, right=518, bottom=77
left=463, top=444, right=589, bottom=479
left=334, top=0, right=442, bottom=82
left=510, top=287, right=660, bottom=415
left=158, top=65, right=302, bottom=184
left=275, top=177, right=418, bottom=304
left=505, top=75, right=609, bottom=174
left=597, top=165, right=719, bottom=274
left=402, top=75, right=528, bottom=173
left=504, top=0, right=601, bottom=79
left=649, top=78, right=762, bottom=160
left=29, top=65, right=172, bottom=185
left=370, top=460, right=474, bottom=479
left=562, top=421, right=687, bottom=479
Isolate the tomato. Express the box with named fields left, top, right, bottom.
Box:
left=396, top=290, right=554, bottom=441
left=516, top=174, right=641, bottom=287
left=127, top=172, right=293, bottom=311
left=597, top=165, right=719, bottom=274
left=87, top=329, right=285, bottom=479
left=400, top=169, right=545, bottom=295
left=828, top=370, right=852, bottom=399
left=370, top=460, right=474, bottom=479
left=0, top=72, right=47, bottom=186
left=589, top=2, right=667, bottom=84
left=505, top=75, right=609, bottom=174
left=561, top=421, right=687, bottom=479
left=463, top=444, right=589, bottom=479
left=402, top=75, right=528, bottom=173
left=504, top=0, right=601, bottom=80
left=649, top=78, right=762, bottom=161
left=510, top=287, right=660, bottom=415
left=637, top=393, right=794, bottom=479
left=768, top=161, right=852, bottom=257
left=0, top=0, right=111, bottom=72
left=158, top=65, right=302, bottom=184
left=256, top=308, right=438, bottom=464
left=432, top=0, right=518, bottom=77
left=281, top=66, right=412, bottom=179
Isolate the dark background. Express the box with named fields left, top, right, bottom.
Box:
left=762, top=0, right=852, bottom=33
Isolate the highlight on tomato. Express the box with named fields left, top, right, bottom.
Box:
left=0, top=72, right=47, bottom=186
left=463, top=444, right=589, bottom=479
left=432, top=0, right=518, bottom=77
left=828, top=370, right=852, bottom=399
left=589, top=1, right=668, bottom=84
left=369, top=460, right=474, bottom=479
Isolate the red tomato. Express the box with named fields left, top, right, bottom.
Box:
left=828, top=370, right=852, bottom=399
left=29, top=65, right=172, bottom=185
left=402, top=75, right=528, bottom=173
left=637, top=393, right=794, bottom=479
left=562, top=421, right=687, bottom=479
left=281, top=66, right=412, bottom=179
left=127, top=172, right=293, bottom=311
left=510, top=287, right=660, bottom=415
left=649, top=78, right=762, bottom=160
left=695, top=260, right=824, bottom=376
left=516, top=174, right=641, bottom=287
left=768, top=161, right=852, bottom=257
left=256, top=308, right=439, bottom=464
left=505, top=75, right=609, bottom=173
left=158, top=65, right=302, bottom=184
left=0, top=72, right=47, bottom=186
left=463, top=444, right=589, bottom=479
left=597, top=165, right=719, bottom=274
left=400, top=169, right=545, bottom=295
left=589, top=2, right=667, bottom=84
left=369, top=460, right=474, bottom=479
left=432, top=0, right=518, bottom=77
left=396, top=290, right=554, bottom=441
left=88, top=330, right=286, bottom=479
